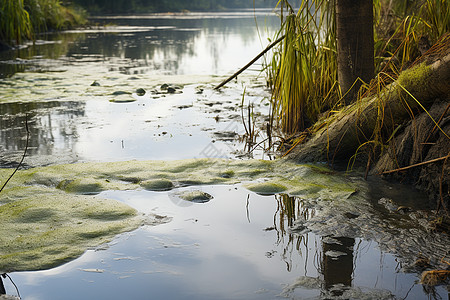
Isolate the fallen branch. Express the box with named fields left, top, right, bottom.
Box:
left=214, top=35, right=285, bottom=90
left=380, top=154, right=450, bottom=175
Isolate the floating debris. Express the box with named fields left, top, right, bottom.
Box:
left=80, top=268, right=105, bottom=273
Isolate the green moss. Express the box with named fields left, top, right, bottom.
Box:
left=397, top=62, right=432, bottom=95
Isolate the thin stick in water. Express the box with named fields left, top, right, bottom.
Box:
left=214, top=35, right=285, bottom=90
left=0, top=115, right=30, bottom=193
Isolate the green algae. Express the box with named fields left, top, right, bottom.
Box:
left=0, top=71, right=221, bottom=104
left=244, top=181, right=288, bottom=195
left=0, top=187, right=142, bottom=272
left=397, top=62, right=432, bottom=94
left=1, top=158, right=357, bottom=201
left=0, top=158, right=359, bottom=272
left=57, top=178, right=105, bottom=194
left=219, top=170, right=235, bottom=178
left=141, top=179, right=174, bottom=191
left=176, top=190, right=213, bottom=203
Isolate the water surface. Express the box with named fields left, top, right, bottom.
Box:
left=0, top=10, right=448, bottom=300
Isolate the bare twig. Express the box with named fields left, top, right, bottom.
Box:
left=214, top=35, right=285, bottom=90
left=380, top=154, right=450, bottom=175
left=0, top=115, right=30, bottom=193
left=1, top=273, right=20, bottom=299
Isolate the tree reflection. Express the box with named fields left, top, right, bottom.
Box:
left=0, top=32, right=86, bottom=78
left=321, top=236, right=354, bottom=297
left=0, top=101, right=85, bottom=167
left=273, top=194, right=355, bottom=296
left=0, top=275, right=5, bottom=295
left=66, top=14, right=278, bottom=75
left=0, top=273, right=20, bottom=298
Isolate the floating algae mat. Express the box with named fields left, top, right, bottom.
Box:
left=0, top=158, right=357, bottom=272
left=0, top=188, right=142, bottom=272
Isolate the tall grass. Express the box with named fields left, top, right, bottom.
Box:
left=268, top=0, right=339, bottom=134
left=0, top=0, right=86, bottom=46
left=374, top=0, right=450, bottom=75
left=25, top=0, right=66, bottom=32
left=268, top=0, right=449, bottom=137
left=0, top=0, right=33, bottom=44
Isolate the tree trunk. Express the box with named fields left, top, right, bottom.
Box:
left=336, top=0, right=374, bottom=105
left=289, top=52, right=450, bottom=163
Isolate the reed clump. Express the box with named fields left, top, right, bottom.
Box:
left=267, top=0, right=449, bottom=140
left=268, top=0, right=338, bottom=135
left=0, top=0, right=86, bottom=46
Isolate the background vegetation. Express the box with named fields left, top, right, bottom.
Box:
left=0, top=0, right=85, bottom=46
left=69, top=0, right=281, bottom=14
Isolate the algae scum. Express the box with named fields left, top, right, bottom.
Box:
left=1, top=158, right=449, bottom=299
left=0, top=158, right=355, bottom=272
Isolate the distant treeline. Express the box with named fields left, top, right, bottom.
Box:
left=69, top=0, right=280, bottom=14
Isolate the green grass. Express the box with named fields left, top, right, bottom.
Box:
left=0, top=0, right=86, bottom=46
left=0, top=0, right=33, bottom=44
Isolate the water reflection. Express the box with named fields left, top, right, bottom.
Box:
left=0, top=101, right=85, bottom=165
left=321, top=237, right=354, bottom=297
left=3, top=186, right=448, bottom=299
left=0, top=12, right=279, bottom=77
left=0, top=273, right=21, bottom=299
left=274, top=194, right=355, bottom=297
left=0, top=34, right=87, bottom=77
left=0, top=275, right=5, bottom=294
left=273, top=194, right=315, bottom=273
left=0, top=11, right=278, bottom=165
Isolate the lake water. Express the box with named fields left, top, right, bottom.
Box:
left=0, top=10, right=449, bottom=300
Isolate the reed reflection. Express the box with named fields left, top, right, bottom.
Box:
left=273, top=194, right=316, bottom=272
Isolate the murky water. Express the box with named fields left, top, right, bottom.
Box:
left=0, top=10, right=449, bottom=300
